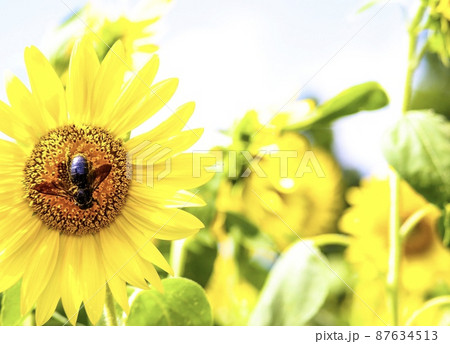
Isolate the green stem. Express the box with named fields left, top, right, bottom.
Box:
left=104, top=285, right=118, bottom=326
left=387, top=169, right=401, bottom=326
left=170, top=238, right=187, bottom=277
left=386, top=0, right=428, bottom=326
left=400, top=204, right=435, bottom=240
left=52, top=311, right=70, bottom=324
left=402, top=0, right=428, bottom=113
left=312, top=234, right=351, bottom=247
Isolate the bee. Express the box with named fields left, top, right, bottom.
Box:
left=34, top=154, right=112, bottom=210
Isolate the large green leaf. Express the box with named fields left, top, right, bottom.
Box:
left=249, top=240, right=332, bottom=325
left=382, top=111, right=450, bottom=207
left=285, top=81, right=389, bottom=130
left=126, top=277, right=212, bottom=326
left=0, top=281, right=29, bottom=326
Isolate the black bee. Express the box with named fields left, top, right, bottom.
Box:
left=34, top=154, right=112, bottom=210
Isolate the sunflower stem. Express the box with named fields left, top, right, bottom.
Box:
left=52, top=311, right=70, bottom=324
left=387, top=1, right=428, bottom=326
left=387, top=169, right=401, bottom=326
left=104, top=285, right=118, bottom=326
left=402, top=0, right=427, bottom=113
left=170, top=238, right=187, bottom=277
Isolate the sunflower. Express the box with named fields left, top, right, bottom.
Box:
left=49, top=0, right=171, bottom=80
left=238, top=113, right=343, bottom=250
left=340, top=177, right=450, bottom=324
left=0, top=38, right=213, bottom=325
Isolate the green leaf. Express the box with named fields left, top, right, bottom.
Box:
left=0, top=281, right=29, bottom=326
left=382, top=111, right=450, bottom=207
left=249, top=241, right=332, bottom=325
left=126, top=277, right=212, bottom=326
left=285, top=82, right=389, bottom=130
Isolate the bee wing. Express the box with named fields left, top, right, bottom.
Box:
left=91, top=164, right=112, bottom=191
left=33, top=181, right=72, bottom=199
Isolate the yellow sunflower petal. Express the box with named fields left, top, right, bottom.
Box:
left=59, top=235, right=83, bottom=325
left=125, top=101, right=196, bottom=149
left=105, top=54, right=159, bottom=124
left=126, top=128, right=204, bottom=162
left=0, top=211, right=41, bottom=263
left=147, top=102, right=196, bottom=141
left=24, top=46, right=66, bottom=127
left=0, top=212, right=41, bottom=292
left=91, top=41, right=127, bottom=126
left=5, top=73, right=50, bottom=141
left=132, top=152, right=216, bottom=190
left=0, top=186, right=27, bottom=210
left=35, top=261, right=62, bottom=326
left=109, top=77, right=179, bottom=137
left=0, top=142, right=28, bottom=209
left=20, top=227, right=59, bottom=315
left=128, top=182, right=206, bottom=208
left=105, top=271, right=130, bottom=314
left=0, top=253, right=31, bottom=293
left=0, top=139, right=27, bottom=163
left=141, top=260, right=163, bottom=292
left=120, top=203, right=203, bottom=240
left=66, top=38, right=100, bottom=124
left=0, top=101, right=33, bottom=143
left=100, top=225, right=149, bottom=289
left=113, top=222, right=173, bottom=275
left=80, top=235, right=105, bottom=325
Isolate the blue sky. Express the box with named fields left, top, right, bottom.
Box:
left=0, top=0, right=411, bottom=176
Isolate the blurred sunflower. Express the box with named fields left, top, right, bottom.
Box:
left=48, top=0, right=171, bottom=81
left=0, top=38, right=213, bottom=325
left=236, top=111, right=343, bottom=250
left=340, top=177, right=450, bottom=324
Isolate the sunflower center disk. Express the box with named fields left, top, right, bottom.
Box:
left=24, top=125, right=130, bottom=235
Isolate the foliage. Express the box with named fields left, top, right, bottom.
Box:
left=126, top=278, right=212, bottom=326
left=382, top=111, right=450, bottom=208
left=249, top=241, right=332, bottom=325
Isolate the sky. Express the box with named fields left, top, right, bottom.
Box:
left=0, top=0, right=411, bottom=176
